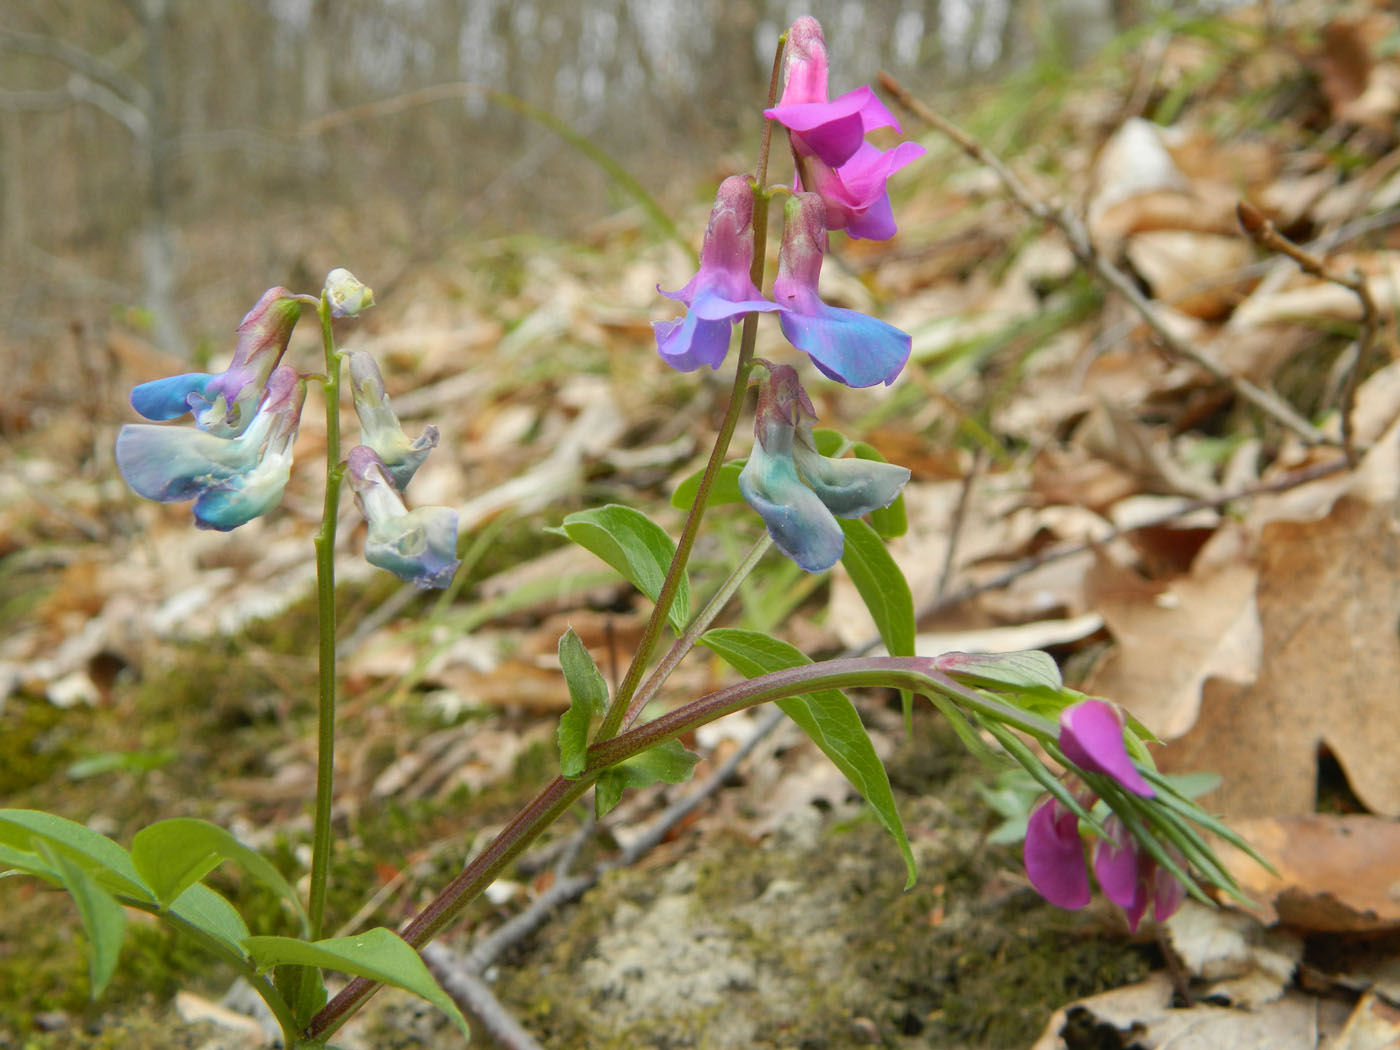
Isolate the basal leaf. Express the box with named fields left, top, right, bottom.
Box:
left=39, top=842, right=126, bottom=999
left=698, top=628, right=916, bottom=887
left=242, top=929, right=469, bottom=1039
left=0, top=809, right=150, bottom=901
left=670, top=461, right=745, bottom=511
left=594, top=739, right=698, bottom=818
left=556, top=628, right=609, bottom=778
left=131, top=818, right=308, bottom=934
left=554, top=505, right=689, bottom=633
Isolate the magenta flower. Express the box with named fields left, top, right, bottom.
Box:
left=1023, top=798, right=1091, bottom=909
left=773, top=193, right=911, bottom=388
left=653, top=175, right=779, bottom=372
left=1092, top=818, right=1187, bottom=931
left=129, top=288, right=302, bottom=438
left=1058, top=700, right=1153, bottom=797
left=798, top=140, right=927, bottom=241
left=763, top=17, right=900, bottom=169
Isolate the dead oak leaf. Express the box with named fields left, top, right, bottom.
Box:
left=1161, top=497, right=1400, bottom=818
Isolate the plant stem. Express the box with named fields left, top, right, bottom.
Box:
left=308, top=292, right=342, bottom=941
left=595, top=29, right=788, bottom=742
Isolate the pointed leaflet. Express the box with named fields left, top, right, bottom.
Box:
left=131, top=818, right=308, bottom=934
left=670, top=461, right=745, bottom=511
left=698, top=628, right=916, bottom=887
left=556, top=628, right=610, bottom=778
left=169, top=882, right=252, bottom=951
left=593, top=739, right=699, bottom=819
left=839, top=518, right=916, bottom=728
left=553, top=505, right=690, bottom=633
left=0, top=809, right=150, bottom=901
left=37, top=842, right=126, bottom=999
left=241, top=929, right=469, bottom=1039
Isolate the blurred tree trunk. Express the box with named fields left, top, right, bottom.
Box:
left=138, top=0, right=182, bottom=354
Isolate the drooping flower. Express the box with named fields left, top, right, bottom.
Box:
left=1023, top=797, right=1092, bottom=910
left=346, top=351, right=438, bottom=491
left=116, top=365, right=307, bottom=531
left=129, top=287, right=303, bottom=438
left=345, top=446, right=460, bottom=589
left=1091, top=818, right=1187, bottom=931
left=653, top=175, right=780, bottom=372
left=1058, top=699, right=1154, bottom=797
left=772, top=193, right=911, bottom=388
left=763, top=17, right=901, bottom=170
left=738, top=364, right=909, bottom=571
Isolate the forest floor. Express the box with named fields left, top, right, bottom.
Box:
left=5, top=3, right=1400, bottom=1048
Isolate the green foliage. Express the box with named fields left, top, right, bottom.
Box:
left=552, top=504, right=691, bottom=633
left=242, top=928, right=470, bottom=1039
left=39, top=842, right=126, bottom=999
left=670, top=460, right=745, bottom=511
left=838, top=517, right=916, bottom=725
left=556, top=628, right=610, bottom=778
left=699, top=628, right=916, bottom=888
left=593, top=739, right=699, bottom=819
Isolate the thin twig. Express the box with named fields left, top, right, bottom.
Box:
left=877, top=73, right=1328, bottom=448
left=422, top=945, right=547, bottom=1050
left=916, top=456, right=1349, bottom=621
left=1236, top=200, right=1385, bottom=466
left=935, top=447, right=984, bottom=600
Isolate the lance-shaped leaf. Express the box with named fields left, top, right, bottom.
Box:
left=699, top=628, right=916, bottom=887
left=556, top=628, right=610, bottom=778
left=839, top=518, right=916, bottom=726
left=553, top=505, right=690, bottom=632
left=0, top=809, right=151, bottom=901
left=37, top=842, right=126, bottom=1000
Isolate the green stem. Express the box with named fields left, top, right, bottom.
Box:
left=595, top=29, right=788, bottom=742
left=308, top=292, right=342, bottom=941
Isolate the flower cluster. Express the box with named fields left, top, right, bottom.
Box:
left=115, top=273, right=460, bottom=588
left=652, top=16, right=921, bottom=389
left=1024, top=700, right=1185, bottom=931
left=739, top=364, right=909, bottom=571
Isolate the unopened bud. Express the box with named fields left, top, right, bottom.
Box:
left=324, top=268, right=375, bottom=318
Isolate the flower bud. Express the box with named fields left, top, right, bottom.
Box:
left=324, top=268, right=375, bottom=319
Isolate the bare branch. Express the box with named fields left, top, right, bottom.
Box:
left=0, top=27, right=150, bottom=112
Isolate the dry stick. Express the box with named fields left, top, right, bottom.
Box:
left=422, top=945, right=547, bottom=1050
left=917, top=456, right=1348, bottom=621
left=877, top=73, right=1327, bottom=449
left=1236, top=200, right=1385, bottom=466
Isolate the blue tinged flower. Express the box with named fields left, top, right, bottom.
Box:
left=738, top=365, right=909, bottom=572
left=654, top=175, right=780, bottom=372
left=346, top=446, right=460, bottom=589
left=128, top=287, right=303, bottom=437
left=115, top=365, right=307, bottom=531
left=346, top=351, right=438, bottom=491
left=773, top=194, right=911, bottom=388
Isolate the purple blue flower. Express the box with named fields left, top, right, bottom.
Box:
left=116, top=365, right=307, bottom=531
left=653, top=175, right=779, bottom=372
left=129, top=287, right=302, bottom=438
left=738, top=364, right=909, bottom=572
left=773, top=193, right=911, bottom=388
left=345, top=446, right=460, bottom=589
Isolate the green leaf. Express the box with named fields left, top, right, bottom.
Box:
left=275, top=963, right=328, bottom=1028
left=131, top=819, right=308, bottom=934
left=553, top=505, right=690, bottom=633
left=670, top=461, right=745, bottom=511
left=839, top=519, right=916, bottom=728
left=934, top=650, right=1064, bottom=692
left=170, top=882, right=252, bottom=951
left=698, top=628, right=917, bottom=888
left=556, top=628, right=610, bottom=778
left=0, top=810, right=150, bottom=901
left=242, top=929, right=469, bottom=1040
left=594, top=739, right=699, bottom=818
left=38, top=842, right=126, bottom=999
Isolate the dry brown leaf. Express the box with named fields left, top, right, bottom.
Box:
left=1328, top=991, right=1400, bottom=1050
left=1086, top=560, right=1259, bottom=738
left=1214, top=816, right=1400, bottom=932
left=1165, top=901, right=1302, bottom=1007
left=1162, top=495, right=1400, bottom=818
left=1125, top=230, right=1256, bottom=319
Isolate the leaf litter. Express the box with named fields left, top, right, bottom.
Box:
left=7, top=1, right=1400, bottom=1046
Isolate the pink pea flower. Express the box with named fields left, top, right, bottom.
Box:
left=1023, top=798, right=1091, bottom=909
left=1059, top=699, right=1154, bottom=797
left=772, top=193, right=910, bottom=387
left=653, top=175, right=779, bottom=373
left=797, top=140, right=927, bottom=241
left=763, top=16, right=901, bottom=169
left=1092, top=817, right=1187, bottom=932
